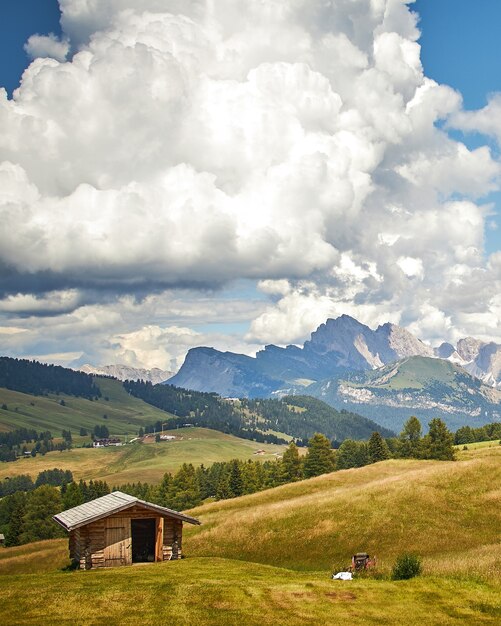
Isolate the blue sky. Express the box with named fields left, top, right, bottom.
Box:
left=414, top=0, right=501, bottom=110
left=1, top=1, right=501, bottom=368
left=0, top=0, right=61, bottom=96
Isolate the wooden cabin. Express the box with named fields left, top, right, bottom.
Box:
left=53, top=491, right=200, bottom=569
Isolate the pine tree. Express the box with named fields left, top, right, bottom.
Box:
left=19, top=485, right=65, bottom=544
left=281, top=442, right=303, bottom=482
left=422, top=418, right=455, bottom=461
left=303, top=433, right=335, bottom=478
left=241, top=460, right=259, bottom=494
left=336, top=439, right=369, bottom=469
left=399, top=416, right=423, bottom=458
left=215, top=473, right=232, bottom=500
left=156, top=472, right=173, bottom=507
left=3, top=492, right=28, bottom=546
left=229, top=460, right=243, bottom=497
left=454, top=426, right=475, bottom=445
left=62, top=482, right=85, bottom=509
left=368, top=432, right=390, bottom=463
left=168, top=464, right=201, bottom=510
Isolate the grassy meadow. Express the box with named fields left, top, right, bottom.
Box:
left=1, top=553, right=499, bottom=625
left=0, top=378, right=175, bottom=435
left=185, top=445, right=501, bottom=576
left=0, top=445, right=500, bottom=624
left=0, top=427, right=289, bottom=484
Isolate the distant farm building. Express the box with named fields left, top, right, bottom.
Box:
left=53, top=491, right=200, bottom=569
left=0, top=533, right=4, bottom=546
left=92, top=438, right=123, bottom=448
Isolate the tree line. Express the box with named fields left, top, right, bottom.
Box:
left=124, top=381, right=391, bottom=442
left=0, top=416, right=458, bottom=548
left=454, top=422, right=501, bottom=445
left=0, top=479, right=110, bottom=547
left=0, top=357, right=100, bottom=399
left=0, top=468, right=73, bottom=497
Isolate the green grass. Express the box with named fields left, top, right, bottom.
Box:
left=0, top=427, right=289, bottom=484
left=360, top=356, right=459, bottom=391
left=1, top=447, right=500, bottom=624
left=0, top=551, right=499, bottom=625
left=0, top=378, right=175, bottom=436
left=456, top=439, right=500, bottom=450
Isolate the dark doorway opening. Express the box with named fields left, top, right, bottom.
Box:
left=131, top=518, right=156, bottom=563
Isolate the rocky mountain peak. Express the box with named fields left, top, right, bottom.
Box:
left=456, top=337, right=485, bottom=362
left=79, top=364, right=174, bottom=384
left=376, top=323, right=434, bottom=359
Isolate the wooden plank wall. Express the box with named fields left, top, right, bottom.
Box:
left=73, top=507, right=186, bottom=569
left=162, top=519, right=183, bottom=561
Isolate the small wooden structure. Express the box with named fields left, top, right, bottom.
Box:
left=53, top=491, right=200, bottom=569
left=350, top=553, right=376, bottom=571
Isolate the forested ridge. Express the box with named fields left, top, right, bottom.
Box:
left=0, top=357, right=100, bottom=399
left=124, top=380, right=392, bottom=442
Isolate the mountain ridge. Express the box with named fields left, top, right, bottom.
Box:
left=168, top=315, right=501, bottom=431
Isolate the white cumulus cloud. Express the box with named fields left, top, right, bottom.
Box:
left=1, top=0, right=501, bottom=365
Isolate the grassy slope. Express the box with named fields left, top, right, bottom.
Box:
left=0, top=377, right=179, bottom=435
left=1, top=447, right=500, bottom=625
left=0, top=447, right=501, bottom=626
left=0, top=427, right=289, bottom=484
left=366, top=356, right=458, bottom=390
left=185, top=446, right=501, bottom=576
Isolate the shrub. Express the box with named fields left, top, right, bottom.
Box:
left=391, top=553, right=422, bottom=580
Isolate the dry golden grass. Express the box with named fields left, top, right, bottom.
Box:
left=186, top=446, right=501, bottom=577
left=0, top=539, right=69, bottom=575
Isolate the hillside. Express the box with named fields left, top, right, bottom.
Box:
left=0, top=427, right=290, bottom=485
left=307, top=356, right=501, bottom=431
left=125, top=380, right=392, bottom=441
left=185, top=445, right=501, bottom=574
left=0, top=377, right=175, bottom=435
left=0, top=446, right=499, bottom=625
left=0, top=356, right=390, bottom=445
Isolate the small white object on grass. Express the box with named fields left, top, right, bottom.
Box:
left=332, top=572, right=353, bottom=580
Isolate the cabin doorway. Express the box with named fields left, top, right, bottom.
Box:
left=131, top=518, right=156, bottom=563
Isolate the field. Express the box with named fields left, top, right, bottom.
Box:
left=0, top=378, right=174, bottom=435
left=185, top=445, right=501, bottom=575
left=0, top=445, right=499, bottom=624
left=0, top=427, right=289, bottom=484
left=0, top=552, right=499, bottom=625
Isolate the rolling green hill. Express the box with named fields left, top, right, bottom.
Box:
left=307, top=356, right=501, bottom=432
left=0, top=427, right=291, bottom=485
left=0, top=356, right=391, bottom=445
left=185, top=445, right=501, bottom=575
left=0, top=377, right=175, bottom=435
left=0, top=446, right=499, bottom=625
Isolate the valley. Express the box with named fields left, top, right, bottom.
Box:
left=0, top=427, right=290, bottom=485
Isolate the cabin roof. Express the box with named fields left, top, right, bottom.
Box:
left=53, top=491, right=200, bottom=531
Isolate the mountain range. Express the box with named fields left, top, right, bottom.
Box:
left=79, top=364, right=173, bottom=385
left=168, top=315, right=501, bottom=431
